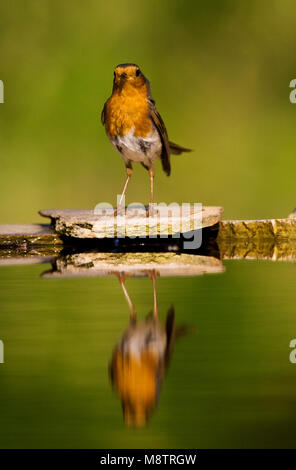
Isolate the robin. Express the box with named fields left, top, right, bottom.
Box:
left=109, top=270, right=189, bottom=427
left=101, top=63, right=191, bottom=212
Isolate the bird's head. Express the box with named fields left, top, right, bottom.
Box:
left=112, top=63, right=148, bottom=93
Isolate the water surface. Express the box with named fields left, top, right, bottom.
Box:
left=0, top=259, right=295, bottom=448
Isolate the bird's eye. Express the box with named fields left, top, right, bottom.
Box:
left=135, top=69, right=141, bottom=77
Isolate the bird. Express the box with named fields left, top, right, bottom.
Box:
left=101, top=63, right=191, bottom=213
left=109, top=270, right=189, bottom=427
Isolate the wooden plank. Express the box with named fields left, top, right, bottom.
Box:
left=39, top=206, right=223, bottom=239
left=42, top=252, right=225, bottom=278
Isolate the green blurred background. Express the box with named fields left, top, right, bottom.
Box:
left=1, top=1, right=296, bottom=448
left=0, top=0, right=295, bottom=222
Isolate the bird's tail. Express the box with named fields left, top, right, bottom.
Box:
left=169, top=141, right=192, bottom=155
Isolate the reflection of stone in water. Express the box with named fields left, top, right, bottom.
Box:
left=109, top=271, right=188, bottom=427
left=43, top=251, right=224, bottom=278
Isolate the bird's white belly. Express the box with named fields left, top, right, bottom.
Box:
left=119, top=322, right=167, bottom=359
left=110, top=127, right=162, bottom=167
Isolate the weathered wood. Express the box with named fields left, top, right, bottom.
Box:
left=0, top=224, right=63, bottom=247
left=43, top=252, right=224, bottom=278
left=39, top=206, right=223, bottom=239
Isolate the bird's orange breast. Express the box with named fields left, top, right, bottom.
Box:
left=104, top=85, right=153, bottom=138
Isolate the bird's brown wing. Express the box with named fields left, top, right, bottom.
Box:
left=149, top=100, right=171, bottom=176
left=101, top=102, right=106, bottom=125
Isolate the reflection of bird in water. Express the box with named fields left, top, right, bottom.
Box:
left=109, top=270, right=188, bottom=427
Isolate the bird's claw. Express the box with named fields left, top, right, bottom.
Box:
left=114, top=206, right=125, bottom=217
left=146, top=204, right=157, bottom=217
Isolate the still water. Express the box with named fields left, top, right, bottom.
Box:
left=0, top=259, right=295, bottom=448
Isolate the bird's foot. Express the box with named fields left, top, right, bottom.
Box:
left=143, top=268, right=159, bottom=279
left=114, top=205, right=125, bottom=217
left=146, top=203, right=157, bottom=217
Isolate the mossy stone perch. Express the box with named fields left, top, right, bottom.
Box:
left=218, top=218, right=296, bottom=240
left=39, top=206, right=223, bottom=239
left=0, top=224, right=63, bottom=247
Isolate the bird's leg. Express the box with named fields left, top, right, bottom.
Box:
left=152, top=271, right=158, bottom=319
left=148, top=269, right=158, bottom=319
left=148, top=164, right=155, bottom=216
left=116, top=272, right=136, bottom=323
left=116, top=166, right=132, bottom=215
